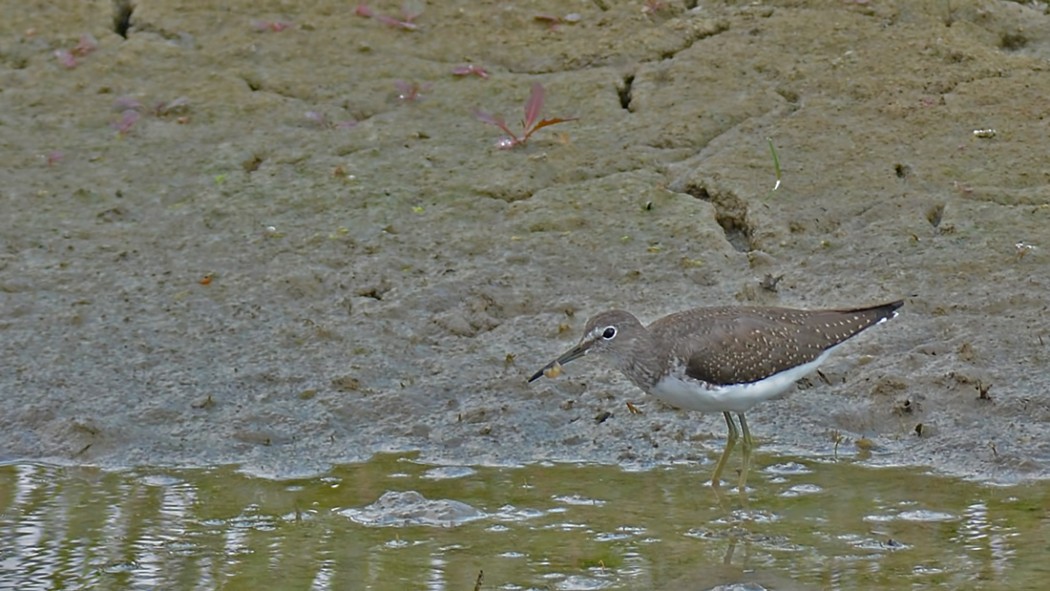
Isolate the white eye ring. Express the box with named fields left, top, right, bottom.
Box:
left=601, top=326, right=616, bottom=340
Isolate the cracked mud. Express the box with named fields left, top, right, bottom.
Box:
left=2, top=1, right=1049, bottom=482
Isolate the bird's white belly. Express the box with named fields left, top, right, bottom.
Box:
left=649, top=351, right=831, bottom=414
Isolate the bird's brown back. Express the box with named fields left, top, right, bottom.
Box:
left=647, top=301, right=902, bottom=385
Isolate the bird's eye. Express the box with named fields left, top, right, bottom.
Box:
left=601, top=327, right=616, bottom=339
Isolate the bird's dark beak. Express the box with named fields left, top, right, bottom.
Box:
left=528, top=340, right=592, bottom=383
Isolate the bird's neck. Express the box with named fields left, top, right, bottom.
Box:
left=618, top=329, right=666, bottom=393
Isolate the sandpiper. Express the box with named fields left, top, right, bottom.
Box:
left=529, top=300, right=903, bottom=490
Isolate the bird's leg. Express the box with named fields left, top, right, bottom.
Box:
left=710, top=411, right=739, bottom=487
left=737, top=412, right=753, bottom=491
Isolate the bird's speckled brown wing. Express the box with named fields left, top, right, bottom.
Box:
left=648, top=302, right=901, bottom=386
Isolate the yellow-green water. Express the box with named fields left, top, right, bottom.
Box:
left=1, top=455, right=1047, bottom=590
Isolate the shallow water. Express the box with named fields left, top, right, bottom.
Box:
left=1, top=454, right=1047, bottom=590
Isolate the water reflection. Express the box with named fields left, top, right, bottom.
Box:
left=0, top=456, right=1047, bottom=590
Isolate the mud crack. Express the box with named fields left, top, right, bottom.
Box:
left=680, top=179, right=755, bottom=252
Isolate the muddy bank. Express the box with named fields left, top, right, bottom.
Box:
left=2, top=0, right=1048, bottom=481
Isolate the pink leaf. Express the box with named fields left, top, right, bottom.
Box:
left=534, top=14, right=561, bottom=29
left=474, top=110, right=517, bottom=139
left=72, top=34, right=98, bottom=57
left=374, top=13, right=418, bottom=30
left=523, top=83, right=545, bottom=132
left=533, top=117, right=578, bottom=130
left=112, top=110, right=140, bottom=135
left=54, top=49, right=77, bottom=69
left=452, top=64, right=488, bottom=79
left=253, top=20, right=293, bottom=32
